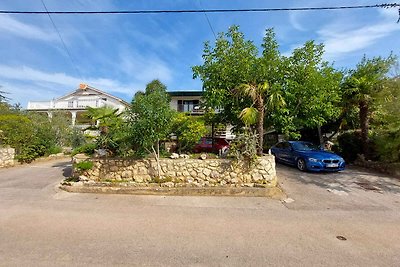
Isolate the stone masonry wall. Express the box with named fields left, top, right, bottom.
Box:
left=0, top=147, right=15, bottom=168
left=77, top=155, right=277, bottom=188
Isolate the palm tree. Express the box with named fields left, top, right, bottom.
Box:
left=236, top=81, right=285, bottom=156
left=343, top=55, right=396, bottom=157
left=84, top=106, right=121, bottom=134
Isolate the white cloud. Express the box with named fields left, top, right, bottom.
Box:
left=118, top=47, right=173, bottom=84
left=0, top=15, right=56, bottom=41
left=0, top=64, right=139, bottom=105
left=288, top=12, right=307, bottom=31
left=319, top=22, right=400, bottom=60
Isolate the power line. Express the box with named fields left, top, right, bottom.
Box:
left=0, top=3, right=399, bottom=15
left=197, top=0, right=217, bottom=40
left=40, top=0, right=83, bottom=80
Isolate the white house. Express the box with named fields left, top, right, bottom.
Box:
left=27, top=84, right=129, bottom=126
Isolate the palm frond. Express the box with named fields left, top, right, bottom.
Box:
left=235, top=83, right=257, bottom=100
left=239, top=107, right=258, bottom=126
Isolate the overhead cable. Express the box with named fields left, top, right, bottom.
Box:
left=0, top=3, right=399, bottom=15
left=40, top=0, right=83, bottom=80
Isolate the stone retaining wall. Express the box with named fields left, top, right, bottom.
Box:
left=76, top=155, right=277, bottom=188
left=0, top=147, right=15, bottom=168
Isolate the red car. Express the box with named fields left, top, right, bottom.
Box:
left=193, top=137, right=230, bottom=154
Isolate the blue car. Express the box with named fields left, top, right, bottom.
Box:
left=270, top=141, right=345, bottom=172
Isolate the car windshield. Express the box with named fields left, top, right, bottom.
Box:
left=291, top=142, right=320, bottom=151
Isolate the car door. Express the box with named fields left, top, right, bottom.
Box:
left=272, top=142, right=283, bottom=160
left=280, top=142, right=293, bottom=164
left=204, top=138, right=213, bottom=153
left=285, top=143, right=297, bottom=165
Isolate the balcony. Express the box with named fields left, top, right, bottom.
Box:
left=27, top=99, right=107, bottom=110
left=177, top=104, right=205, bottom=114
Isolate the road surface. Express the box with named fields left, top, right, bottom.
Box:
left=0, top=159, right=399, bottom=266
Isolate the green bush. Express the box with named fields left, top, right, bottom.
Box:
left=335, top=131, right=363, bottom=163
left=371, top=131, right=400, bottom=162
left=75, top=161, right=93, bottom=171
left=69, top=128, right=86, bottom=148
left=229, top=128, right=258, bottom=164
left=15, top=144, right=42, bottom=163
left=71, top=143, right=97, bottom=156
left=48, top=146, right=63, bottom=155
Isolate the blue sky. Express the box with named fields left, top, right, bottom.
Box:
left=0, top=0, right=399, bottom=107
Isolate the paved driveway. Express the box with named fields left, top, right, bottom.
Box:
left=0, top=159, right=399, bottom=266
left=277, top=163, right=400, bottom=211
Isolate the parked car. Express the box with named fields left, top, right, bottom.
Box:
left=193, top=137, right=230, bottom=155
left=270, top=141, right=345, bottom=172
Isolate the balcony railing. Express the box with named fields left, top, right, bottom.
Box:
left=177, top=104, right=205, bottom=114
left=27, top=99, right=107, bottom=110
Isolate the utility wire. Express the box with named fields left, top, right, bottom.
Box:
left=197, top=0, right=217, bottom=40
left=1, top=3, right=399, bottom=15
left=40, top=0, right=83, bottom=80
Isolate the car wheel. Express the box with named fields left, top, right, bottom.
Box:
left=296, top=158, right=307, bottom=171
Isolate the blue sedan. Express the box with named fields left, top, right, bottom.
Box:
left=270, top=141, right=345, bottom=172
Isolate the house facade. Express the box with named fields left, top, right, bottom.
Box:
left=27, top=84, right=129, bottom=126
left=168, top=91, right=204, bottom=115
left=167, top=91, right=235, bottom=140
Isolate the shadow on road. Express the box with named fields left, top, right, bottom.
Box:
left=51, top=161, right=72, bottom=178
left=276, top=162, right=400, bottom=194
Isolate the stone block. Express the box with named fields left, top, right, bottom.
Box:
left=251, top=173, right=263, bottom=181
left=203, top=168, right=212, bottom=176
left=121, top=171, right=132, bottom=178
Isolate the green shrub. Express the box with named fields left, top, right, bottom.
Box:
left=75, top=161, right=93, bottom=171
left=371, top=131, right=400, bottom=162
left=69, top=128, right=86, bottom=148
left=335, top=131, right=363, bottom=163
left=229, top=128, right=258, bottom=164
left=71, top=143, right=97, bottom=156
left=15, top=145, right=41, bottom=163
left=48, top=146, right=63, bottom=155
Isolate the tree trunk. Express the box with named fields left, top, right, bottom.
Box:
left=256, top=97, right=264, bottom=156
left=152, top=140, right=161, bottom=178
left=359, top=100, right=369, bottom=157
left=317, top=125, right=323, bottom=146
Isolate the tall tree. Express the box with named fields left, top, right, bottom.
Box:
left=372, top=76, right=400, bottom=161
left=192, top=25, right=259, bottom=126
left=276, top=41, right=343, bottom=139
left=193, top=26, right=341, bottom=150
left=193, top=26, right=286, bottom=155
left=342, top=55, right=397, bottom=156
left=129, top=80, right=173, bottom=176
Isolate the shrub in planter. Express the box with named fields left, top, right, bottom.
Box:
left=71, top=143, right=97, bottom=156
left=75, top=161, right=93, bottom=171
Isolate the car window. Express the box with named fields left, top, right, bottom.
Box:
left=205, top=138, right=213, bottom=145
left=282, top=142, right=291, bottom=150
left=275, top=142, right=284, bottom=148
left=292, top=142, right=319, bottom=151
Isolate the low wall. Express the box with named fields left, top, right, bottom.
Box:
left=0, top=147, right=15, bottom=168
left=355, top=158, right=400, bottom=178
left=76, top=155, right=277, bottom=188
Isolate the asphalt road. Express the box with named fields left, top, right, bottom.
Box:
left=0, top=159, right=399, bottom=266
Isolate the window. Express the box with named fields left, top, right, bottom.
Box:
left=177, top=100, right=199, bottom=112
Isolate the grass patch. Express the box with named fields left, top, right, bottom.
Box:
left=75, top=161, right=93, bottom=171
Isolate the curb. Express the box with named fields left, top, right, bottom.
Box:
left=60, top=184, right=285, bottom=198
